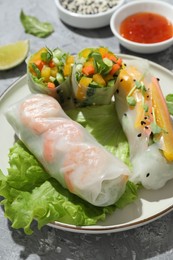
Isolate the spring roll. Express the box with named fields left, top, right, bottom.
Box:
left=71, top=47, right=123, bottom=106
left=5, top=94, right=130, bottom=206
left=27, top=47, right=74, bottom=107
left=115, top=61, right=173, bottom=189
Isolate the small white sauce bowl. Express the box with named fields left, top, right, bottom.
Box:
left=110, top=0, right=173, bottom=53
left=55, top=0, right=125, bottom=29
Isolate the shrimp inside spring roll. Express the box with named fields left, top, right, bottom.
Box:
left=5, top=94, right=130, bottom=206
left=115, top=61, right=173, bottom=189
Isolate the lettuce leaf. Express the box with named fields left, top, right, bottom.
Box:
left=166, top=94, right=173, bottom=115
left=20, top=10, right=54, bottom=38
left=0, top=103, right=139, bottom=234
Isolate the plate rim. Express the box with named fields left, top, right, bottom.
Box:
left=1, top=54, right=173, bottom=234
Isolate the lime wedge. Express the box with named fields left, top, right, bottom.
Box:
left=0, top=40, right=29, bottom=70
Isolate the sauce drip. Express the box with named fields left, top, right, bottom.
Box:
left=120, top=12, right=173, bottom=44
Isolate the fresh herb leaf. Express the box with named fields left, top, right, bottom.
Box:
left=143, top=103, right=149, bottom=112
left=41, top=50, right=53, bottom=63
left=135, top=80, right=146, bottom=94
left=90, top=52, right=111, bottom=75
left=31, top=63, right=41, bottom=78
left=150, top=122, right=163, bottom=134
left=20, top=10, right=54, bottom=38
left=126, top=96, right=136, bottom=106
left=166, top=94, right=173, bottom=115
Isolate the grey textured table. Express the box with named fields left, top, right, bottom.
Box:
left=1, top=0, right=173, bottom=259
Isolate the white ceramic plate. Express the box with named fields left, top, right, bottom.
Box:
left=1, top=54, right=173, bottom=234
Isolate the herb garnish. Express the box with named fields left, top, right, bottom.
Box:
left=166, top=94, right=173, bottom=115
left=126, top=96, right=136, bottom=106
left=41, top=47, right=53, bottom=62
left=126, top=79, right=147, bottom=107
left=31, top=63, right=41, bottom=78
left=20, top=10, right=54, bottom=38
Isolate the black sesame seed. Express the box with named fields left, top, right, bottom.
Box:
left=145, top=126, right=149, bottom=129
left=137, top=133, right=142, bottom=137
left=124, top=113, right=127, bottom=117
left=146, top=173, right=150, bottom=177
left=116, top=89, right=119, bottom=93
left=73, top=98, right=77, bottom=104
left=120, top=79, right=123, bottom=82
left=141, top=120, right=146, bottom=125
left=157, top=78, right=160, bottom=81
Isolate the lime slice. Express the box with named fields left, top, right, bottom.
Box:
left=0, top=40, right=29, bottom=70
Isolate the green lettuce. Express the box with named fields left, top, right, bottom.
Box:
left=20, top=10, right=54, bottom=38
left=166, top=94, right=173, bottom=115
left=0, top=103, right=138, bottom=234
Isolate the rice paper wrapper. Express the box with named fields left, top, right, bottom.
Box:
left=71, top=48, right=122, bottom=107
left=72, top=69, right=116, bottom=106
left=27, top=68, right=74, bottom=109
left=5, top=94, right=130, bottom=207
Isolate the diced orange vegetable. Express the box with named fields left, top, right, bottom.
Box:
left=63, top=63, right=72, bottom=77
left=80, top=48, right=92, bottom=58
left=41, top=66, right=51, bottom=82
left=116, top=58, right=122, bottom=66
left=29, top=47, right=47, bottom=64
left=83, top=59, right=94, bottom=67
left=109, top=54, right=118, bottom=63
left=98, top=47, right=108, bottom=57
left=93, top=73, right=106, bottom=86
left=103, top=74, right=114, bottom=82
left=109, top=64, right=120, bottom=75
left=79, top=77, right=92, bottom=88
left=34, top=60, right=45, bottom=71
left=47, top=82, right=55, bottom=89
left=76, top=77, right=92, bottom=100
left=48, top=60, right=55, bottom=68
left=66, top=55, right=74, bottom=64
left=151, top=77, right=173, bottom=161
left=82, top=65, right=95, bottom=76
left=50, top=67, right=58, bottom=77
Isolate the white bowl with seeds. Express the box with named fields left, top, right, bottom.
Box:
left=55, top=0, right=125, bottom=29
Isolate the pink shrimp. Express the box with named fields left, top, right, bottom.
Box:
left=62, top=145, right=104, bottom=192
left=42, top=118, right=83, bottom=163
left=20, top=94, right=65, bottom=134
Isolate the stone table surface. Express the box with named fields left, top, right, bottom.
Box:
left=0, top=0, right=173, bottom=259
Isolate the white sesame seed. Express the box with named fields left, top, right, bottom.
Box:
left=59, top=0, right=120, bottom=15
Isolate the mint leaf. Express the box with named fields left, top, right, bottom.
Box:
left=126, top=96, right=136, bottom=106
left=20, top=10, right=54, bottom=38
left=166, top=94, right=173, bottom=115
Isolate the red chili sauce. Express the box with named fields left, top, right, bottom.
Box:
left=120, top=12, right=173, bottom=44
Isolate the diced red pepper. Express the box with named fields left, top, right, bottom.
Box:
left=47, top=82, right=55, bottom=89
left=49, top=60, right=55, bottom=68
left=116, top=58, right=122, bottom=66
left=109, top=64, right=120, bottom=75
left=34, top=60, right=45, bottom=71
left=82, top=65, right=95, bottom=76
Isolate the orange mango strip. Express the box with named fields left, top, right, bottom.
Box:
left=151, top=77, right=173, bottom=161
